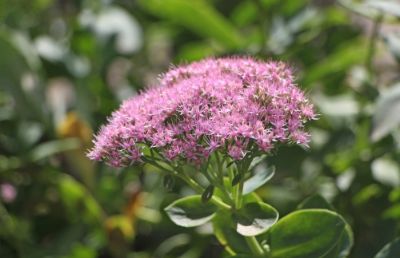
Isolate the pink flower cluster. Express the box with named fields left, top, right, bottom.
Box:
left=88, top=57, right=316, bottom=167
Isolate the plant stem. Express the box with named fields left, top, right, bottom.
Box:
left=235, top=178, right=244, bottom=209
left=177, top=173, right=204, bottom=193
left=208, top=153, right=235, bottom=206
left=210, top=196, right=232, bottom=210
left=215, top=152, right=224, bottom=183
left=147, top=156, right=233, bottom=211
left=245, top=236, right=266, bottom=257
left=143, top=158, right=175, bottom=175
left=235, top=160, right=266, bottom=257
left=178, top=171, right=232, bottom=211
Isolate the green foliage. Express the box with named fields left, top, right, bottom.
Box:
left=1, top=0, right=400, bottom=257
left=323, top=225, right=353, bottom=258
left=298, top=194, right=334, bottom=210
left=137, top=0, right=243, bottom=50
left=243, top=166, right=275, bottom=195
left=264, top=209, right=350, bottom=258
left=232, top=202, right=279, bottom=236
left=164, top=195, right=218, bottom=227
left=213, top=210, right=251, bottom=255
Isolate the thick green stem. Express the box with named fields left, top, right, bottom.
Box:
left=207, top=154, right=235, bottom=206
left=210, top=196, right=232, bottom=210
left=143, top=158, right=176, bottom=175
left=178, top=172, right=232, bottom=211
left=235, top=161, right=266, bottom=257
left=245, top=236, right=266, bottom=257
left=177, top=173, right=204, bottom=193
left=215, top=152, right=224, bottom=183
left=234, top=178, right=244, bottom=209
left=145, top=157, right=232, bottom=210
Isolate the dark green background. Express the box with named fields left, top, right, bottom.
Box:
left=1, top=0, right=400, bottom=257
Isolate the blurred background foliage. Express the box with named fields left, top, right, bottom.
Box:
left=0, top=0, right=400, bottom=257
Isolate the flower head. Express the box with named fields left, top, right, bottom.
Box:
left=88, top=57, right=316, bottom=167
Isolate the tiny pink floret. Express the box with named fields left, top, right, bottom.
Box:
left=88, top=57, right=316, bottom=167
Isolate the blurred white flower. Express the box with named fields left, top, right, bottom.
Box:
left=34, top=36, right=66, bottom=61
left=46, top=78, right=76, bottom=126
left=80, top=6, right=143, bottom=54
left=372, top=157, right=400, bottom=188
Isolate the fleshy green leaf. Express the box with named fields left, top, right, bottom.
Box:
left=137, top=0, right=243, bottom=49
left=212, top=193, right=267, bottom=254
left=243, top=166, right=275, bottom=195
left=265, top=209, right=350, bottom=258
left=298, top=194, right=334, bottom=210
left=374, top=238, right=400, bottom=258
left=322, top=224, right=353, bottom=258
left=248, top=154, right=267, bottom=171
left=164, top=195, right=218, bottom=227
left=233, top=202, right=279, bottom=236
left=212, top=210, right=251, bottom=255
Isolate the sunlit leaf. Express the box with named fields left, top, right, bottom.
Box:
left=248, top=154, right=267, bottom=171
left=243, top=166, right=275, bottom=195
left=137, top=0, right=243, bottom=49
left=263, top=209, right=351, bottom=258
left=212, top=210, right=251, bottom=255
left=322, top=224, right=353, bottom=258
left=298, top=194, right=334, bottom=210
left=233, top=202, right=279, bottom=236
left=164, top=195, right=218, bottom=227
